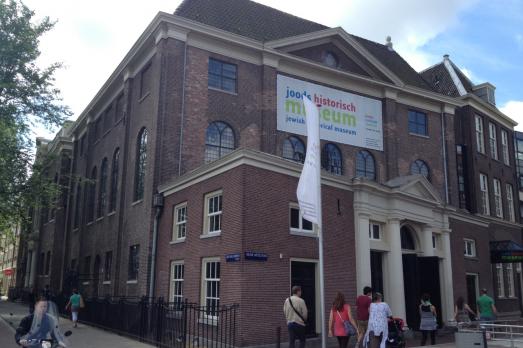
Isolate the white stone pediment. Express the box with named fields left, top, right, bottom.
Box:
left=385, top=175, right=442, bottom=204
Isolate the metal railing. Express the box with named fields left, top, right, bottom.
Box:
left=458, top=321, right=523, bottom=348
left=10, top=289, right=239, bottom=348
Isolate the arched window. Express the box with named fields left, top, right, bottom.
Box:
left=73, top=182, right=81, bottom=229
left=410, top=159, right=430, bottom=181
left=282, top=136, right=305, bottom=163
left=50, top=173, right=58, bottom=221
left=110, top=148, right=120, bottom=212
left=98, top=158, right=108, bottom=217
left=322, top=143, right=343, bottom=175
left=356, top=150, right=376, bottom=180
left=400, top=226, right=416, bottom=250
left=323, top=51, right=339, bottom=68
left=134, top=128, right=147, bottom=201
left=205, top=121, right=235, bottom=163
left=88, top=167, right=97, bottom=222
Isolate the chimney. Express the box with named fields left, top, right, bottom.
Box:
left=443, top=54, right=449, bottom=61
left=386, top=36, right=393, bottom=51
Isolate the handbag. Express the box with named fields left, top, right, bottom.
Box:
left=337, top=309, right=357, bottom=336
left=79, top=295, right=85, bottom=309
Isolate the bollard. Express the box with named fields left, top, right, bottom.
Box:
left=276, top=326, right=281, bottom=348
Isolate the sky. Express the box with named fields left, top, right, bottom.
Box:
left=24, top=0, right=523, bottom=139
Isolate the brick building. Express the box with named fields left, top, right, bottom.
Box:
left=17, top=0, right=523, bottom=346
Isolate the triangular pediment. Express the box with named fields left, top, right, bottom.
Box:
left=266, top=28, right=404, bottom=86
left=385, top=175, right=442, bottom=204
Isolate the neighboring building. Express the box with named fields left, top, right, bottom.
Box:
left=16, top=0, right=523, bottom=346
left=515, top=131, right=523, bottom=223
left=0, top=226, right=19, bottom=297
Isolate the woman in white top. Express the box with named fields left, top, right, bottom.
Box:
left=363, top=292, right=392, bottom=348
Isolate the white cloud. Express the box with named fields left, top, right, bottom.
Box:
left=500, top=101, right=523, bottom=130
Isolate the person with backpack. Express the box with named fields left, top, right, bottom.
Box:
left=329, top=292, right=359, bottom=348
left=283, top=285, right=308, bottom=348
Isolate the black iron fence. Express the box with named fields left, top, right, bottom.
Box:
left=10, top=289, right=238, bottom=348
left=53, top=295, right=238, bottom=348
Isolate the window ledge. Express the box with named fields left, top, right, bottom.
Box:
left=126, top=280, right=138, bottom=284
left=132, top=199, right=144, bottom=206
left=409, top=133, right=429, bottom=139
left=208, top=86, right=238, bottom=96
left=201, top=232, right=221, bottom=239
left=107, top=211, right=116, bottom=217
left=82, top=281, right=90, bottom=285
left=198, top=317, right=218, bottom=326
left=73, top=228, right=79, bottom=232
left=96, top=217, right=104, bottom=222
left=86, top=221, right=94, bottom=226
left=170, top=238, right=186, bottom=244
left=290, top=229, right=317, bottom=238
left=138, top=92, right=150, bottom=103
left=464, top=256, right=479, bottom=261
left=102, top=281, right=111, bottom=285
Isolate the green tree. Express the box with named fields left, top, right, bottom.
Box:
left=0, top=0, right=70, bottom=235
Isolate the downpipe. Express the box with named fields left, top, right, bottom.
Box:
left=148, top=193, right=164, bottom=299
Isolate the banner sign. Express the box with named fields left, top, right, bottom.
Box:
left=244, top=251, right=268, bottom=261
left=490, top=241, right=523, bottom=263
left=277, top=75, right=383, bottom=151
left=225, top=253, right=241, bottom=262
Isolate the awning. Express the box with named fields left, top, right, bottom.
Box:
left=490, top=240, right=523, bottom=263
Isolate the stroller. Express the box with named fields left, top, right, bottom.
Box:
left=386, top=317, right=406, bottom=348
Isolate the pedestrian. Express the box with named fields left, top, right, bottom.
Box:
left=43, top=285, right=51, bottom=300
left=355, top=286, right=372, bottom=347
left=65, top=288, right=82, bottom=328
left=476, top=288, right=497, bottom=322
left=454, top=296, right=476, bottom=323
left=419, top=293, right=437, bottom=346
left=28, top=287, right=37, bottom=314
left=283, top=285, right=308, bottom=348
left=363, top=292, right=392, bottom=348
left=329, top=292, right=359, bottom=348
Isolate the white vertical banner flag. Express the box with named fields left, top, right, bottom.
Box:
left=297, top=96, right=322, bottom=228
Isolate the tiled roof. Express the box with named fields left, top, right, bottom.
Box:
left=420, top=60, right=474, bottom=97
left=350, top=35, right=433, bottom=90
left=175, top=0, right=433, bottom=91
left=175, top=0, right=328, bottom=42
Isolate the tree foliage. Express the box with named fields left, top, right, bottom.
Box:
left=0, top=0, right=70, bottom=235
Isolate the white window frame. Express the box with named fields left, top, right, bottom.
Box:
left=501, top=130, right=510, bottom=165
left=369, top=223, right=381, bottom=240
left=489, top=122, right=498, bottom=160
left=201, top=258, right=220, bottom=321
left=506, top=263, right=515, bottom=298
left=169, top=260, right=184, bottom=308
left=464, top=238, right=476, bottom=257
left=493, top=179, right=503, bottom=218
left=506, top=184, right=515, bottom=222
left=172, top=202, right=187, bottom=242
left=289, top=203, right=315, bottom=236
left=479, top=173, right=490, bottom=215
left=203, top=190, right=222, bottom=236
left=432, top=234, right=438, bottom=249
left=475, top=115, right=485, bottom=154
left=496, top=263, right=505, bottom=298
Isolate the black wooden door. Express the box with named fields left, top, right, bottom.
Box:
left=466, top=274, right=478, bottom=314
left=291, top=261, right=317, bottom=337
left=418, top=256, right=442, bottom=327
left=402, top=254, right=419, bottom=328
left=370, top=251, right=384, bottom=296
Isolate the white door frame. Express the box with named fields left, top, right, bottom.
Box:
left=289, top=258, right=320, bottom=334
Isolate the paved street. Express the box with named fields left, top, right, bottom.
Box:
left=0, top=300, right=153, bottom=348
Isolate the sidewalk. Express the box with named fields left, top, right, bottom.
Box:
left=0, top=300, right=154, bottom=348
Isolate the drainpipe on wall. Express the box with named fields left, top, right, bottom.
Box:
left=441, top=110, right=450, bottom=204
left=148, top=193, right=164, bottom=299
left=177, top=41, right=188, bottom=176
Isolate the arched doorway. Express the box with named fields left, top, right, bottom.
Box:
left=401, top=225, right=442, bottom=329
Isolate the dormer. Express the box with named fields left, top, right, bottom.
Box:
left=472, top=82, right=496, bottom=106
